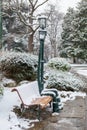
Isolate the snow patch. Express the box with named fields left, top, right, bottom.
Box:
left=0, top=81, right=86, bottom=130
left=0, top=84, right=38, bottom=130
left=58, top=118, right=73, bottom=125
left=77, top=70, right=87, bottom=77
left=59, top=91, right=86, bottom=106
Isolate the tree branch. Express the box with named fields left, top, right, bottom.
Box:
left=34, top=0, right=49, bottom=11
left=28, top=0, right=33, bottom=8
left=34, top=25, right=39, bottom=33
left=17, top=11, right=33, bottom=32
left=34, top=0, right=38, bottom=7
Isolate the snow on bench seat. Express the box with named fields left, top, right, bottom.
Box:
left=11, top=81, right=53, bottom=109
left=31, top=96, right=52, bottom=109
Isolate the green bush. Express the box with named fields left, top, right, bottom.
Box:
left=46, top=70, right=85, bottom=91
left=0, top=51, right=38, bottom=83
left=45, top=58, right=86, bottom=91
left=48, top=57, right=71, bottom=71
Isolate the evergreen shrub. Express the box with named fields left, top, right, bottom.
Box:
left=48, top=57, right=71, bottom=71
left=45, top=57, right=85, bottom=91
left=0, top=51, right=38, bottom=83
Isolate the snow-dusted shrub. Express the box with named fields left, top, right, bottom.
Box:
left=2, top=77, right=17, bottom=87
left=48, top=58, right=71, bottom=71
left=46, top=70, right=85, bottom=91
left=0, top=84, right=4, bottom=96
left=0, top=52, right=38, bottom=82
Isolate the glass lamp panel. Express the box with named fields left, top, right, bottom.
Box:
left=39, top=31, right=45, bottom=40
left=38, top=17, right=46, bottom=29
left=39, top=30, right=46, bottom=40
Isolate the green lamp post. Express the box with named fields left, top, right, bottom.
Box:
left=38, top=16, right=47, bottom=94
left=37, top=17, right=61, bottom=113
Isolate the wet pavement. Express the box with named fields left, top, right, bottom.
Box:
left=29, top=95, right=87, bottom=130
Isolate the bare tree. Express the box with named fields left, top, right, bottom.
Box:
left=3, top=0, right=49, bottom=53
left=45, top=4, right=63, bottom=58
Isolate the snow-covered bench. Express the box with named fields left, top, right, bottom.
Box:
left=11, top=81, right=53, bottom=120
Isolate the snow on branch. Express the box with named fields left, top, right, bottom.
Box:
left=34, top=0, right=49, bottom=11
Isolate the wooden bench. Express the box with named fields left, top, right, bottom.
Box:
left=11, top=81, right=53, bottom=120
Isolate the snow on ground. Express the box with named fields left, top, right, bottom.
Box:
left=0, top=88, right=29, bottom=130
left=0, top=82, right=39, bottom=130
left=71, top=64, right=87, bottom=77
left=77, top=70, right=87, bottom=77
left=59, top=91, right=86, bottom=107
left=0, top=78, right=86, bottom=130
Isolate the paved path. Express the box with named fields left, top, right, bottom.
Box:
left=85, top=96, right=87, bottom=130
left=30, top=95, right=87, bottom=130
left=57, top=96, right=86, bottom=130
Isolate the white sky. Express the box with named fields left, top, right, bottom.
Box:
left=43, top=0, right=81, bottom=13
left=58, top=0, right=81, bottom=13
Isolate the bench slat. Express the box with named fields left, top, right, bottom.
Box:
left=31, top=96, right=52, bottom=109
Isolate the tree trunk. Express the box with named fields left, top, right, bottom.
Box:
left=28, top=32, right=34, bottom=53
left=73, top=57, right=76, bottom=63
left=28, top=12, right=34, bottom=53
left=54, top=42, right=57, bottom=57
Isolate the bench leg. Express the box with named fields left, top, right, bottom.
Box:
left=37, top=105, right=41, bottom=121
left=49, top=101, right=52, bottom=108
left=20, top=104, right=26, bottom=116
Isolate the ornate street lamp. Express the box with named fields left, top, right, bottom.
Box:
left=38, top=16, right=47, bottom=94
left=38, top=17, right=46, bottom=29
left=37, top=16, right=61, bottom=113
left=38, top=16, right=61, bottom=113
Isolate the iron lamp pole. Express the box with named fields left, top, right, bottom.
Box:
left=37, top=17, right=61, bottom=113
left=38, top=16, right=47, bottom=94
